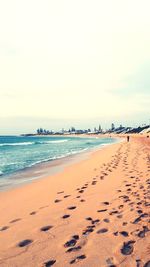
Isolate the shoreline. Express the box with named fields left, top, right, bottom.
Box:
left=0, top=136, right=149, bottom=266
left=0, top=136, right=121, bottom=192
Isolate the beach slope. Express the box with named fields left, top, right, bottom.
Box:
left=0, top=137, right=149, bottom=266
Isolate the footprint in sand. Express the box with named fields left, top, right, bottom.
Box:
left=70, top=255, right=86, bottom=264
left=64, top=238, right=77, bottom=248
left=137, top=226, right=149, bottom=238
left=9, top=218, right=21, bottom=223
left=30, top=211, right=37, bottom=215
left=97, top=228, right=108, bottom=234
left=109, top=210, right=119, bottom=215
left=78, top=190, right=84, bottom=193
left=136, top=258, right=142, bottom=267
left=80, top=199, right=85, bottom=202
left=118, top=205, right=124, bottom=209
left=72, top=235, right=79, bottom=240
left=132, top=213, right=148, bottom=224
left=102, top=201, right=110, bottom=205
left=44, top=260, right=56, bottom=266
left=103, top=218, right=110, bottom=223
left=97, top=209, right=107, bottom=213
left=66, top=246, right=81, bottom=253
left=137, top=230, right=146, bottom=238
left=82, top=226, right=95, bottom=236
left=67, top=206, right=76, bottom=210
left=81, top=186, right=87, bottom=189
left=120, top=240, right=135, bottom=255
left=117, top=214, right=123, bottom=219
left=54, top=199, right=61, bottom=203
left=92, top=219, right=100, bottom=224
left=40, top=225, right=53, bottom=232
left=106, top=257, right=116, bottom=267
left=143, top=261, right=150, bottom=267
left=85, top=217, right=93, bottom=221
left=91, top=181, right=97, bottom=185
left=113, top=231, right=119, bottom=236
left=62, top=214, right=70, bottom=219
left=119, top=231, right=129, bottom=237
left=64, top=195, right=71, bottom=198
left=0, top=226, right=9, bottom=231
left=18, top=239, right=33, bottom=247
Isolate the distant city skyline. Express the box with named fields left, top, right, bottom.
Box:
left=0, top=115, right=149, bottom=135
left=0, top=0, right=150, bottom=134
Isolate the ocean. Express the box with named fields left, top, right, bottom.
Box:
left=0, top=135, right=118, bottom=190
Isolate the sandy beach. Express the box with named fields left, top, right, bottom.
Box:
left=0, top=136, right=149, bottom=267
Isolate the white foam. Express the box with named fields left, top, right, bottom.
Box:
left=43, top=140, right=68, bottom=144
left=0, top=142, right=34, bottom=147
left=0, top=139, right=68, bottom=147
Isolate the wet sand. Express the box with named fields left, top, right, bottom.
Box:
left=0, top=136, right=149, bottom=266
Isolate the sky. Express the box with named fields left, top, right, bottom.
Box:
left=0, top=0, right=150, bottom=134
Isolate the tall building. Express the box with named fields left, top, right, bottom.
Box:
left=111, top=123, right=115, bottom=131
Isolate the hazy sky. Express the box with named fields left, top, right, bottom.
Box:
left=0, top=0, right=150, bottom=134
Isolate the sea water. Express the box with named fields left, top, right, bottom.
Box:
left=0, top=135, right=118, bottom=189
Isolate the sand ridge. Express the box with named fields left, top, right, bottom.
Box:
left=0, top=137, right=149, bottom=266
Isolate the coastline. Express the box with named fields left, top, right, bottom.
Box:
left=0, top=136, right=149, bottom=266
left=0, top=136, right=120, bottom=192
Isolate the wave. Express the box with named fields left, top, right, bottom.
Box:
left=28, top=148, right=88, bottom=167
left=0, top=139, right=68, bottom=147
left=0, top=147, right=88, bottom=174
left=29, top=156, right=64, bottom=167
left=0, top=142, right=34, bottom=147
left=39, top=140, right=68, bottom=144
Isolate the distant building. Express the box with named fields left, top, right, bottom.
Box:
left=98, top=124, right=102, bottom=133
left=111, top=123, right=115, bottom=131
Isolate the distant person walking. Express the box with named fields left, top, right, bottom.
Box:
left=127, top=136, right=130, bottom=142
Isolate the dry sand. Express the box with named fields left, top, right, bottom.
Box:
left=0, top=137, right=149, bottom=267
